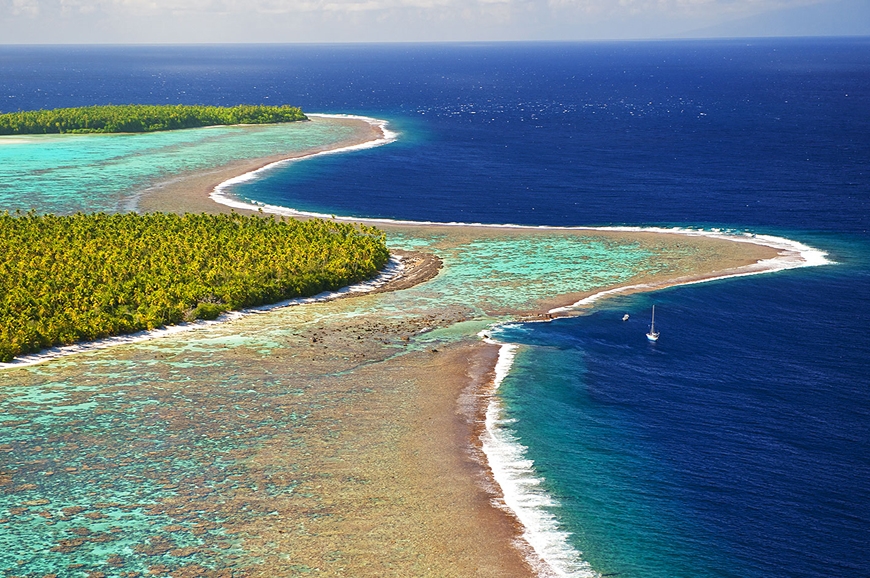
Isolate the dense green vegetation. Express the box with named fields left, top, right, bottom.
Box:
left=0, top=211, right=389, bottom=362
left=0, top=104, right=306, bottom=135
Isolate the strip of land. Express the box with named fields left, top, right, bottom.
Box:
left=5, top=115, right=799, bottom=577
left=135, top=115, right=384, bottom=215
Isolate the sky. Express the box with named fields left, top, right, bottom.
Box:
left=0, top=0, right=867, bottom=43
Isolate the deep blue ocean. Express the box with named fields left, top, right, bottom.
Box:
left=2, top=40, right=868, bottom=577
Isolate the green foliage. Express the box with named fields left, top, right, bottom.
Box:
left=0, top=211, right=389, bottom=361
left=0, top=104, right=307, bottom=135
left=191, top=302, right=224, bottom=321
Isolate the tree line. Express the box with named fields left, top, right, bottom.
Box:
left=0, top=211, right=389, bottom=361
left=0, top=104, right=307, bottom=135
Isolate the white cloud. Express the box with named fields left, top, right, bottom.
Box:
left=0, top=0, right=850, bottom=42
left=11, top=0, right=41, bottom=16
left=547, top=0, right=829, bottom=18
left=1, top=0, right=828, bottom=20
left=33, top=0, right=496, bottom=14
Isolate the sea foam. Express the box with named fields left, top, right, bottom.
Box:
left=10, top=114, right=834, bottom=578
left=210, top=114, right=398, bottom=212
left=548, top=229, right=832, bottom=314
left=480, top=333, right=599, bottom=578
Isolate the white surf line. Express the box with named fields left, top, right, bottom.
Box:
left=478, top=332, right=600, bottom=578
left=209, top=113, right=398, bottom=210
left=471, top=231, right=830, bottom=577
left=217, top=170, right=832, bottom=314
left=548, top=229, right=830, bottom=314
left=206, top=121, right=830, bottom=292
left=213, top=171, right=831, bottom=298
left=0, top=255, right=405, bottom=370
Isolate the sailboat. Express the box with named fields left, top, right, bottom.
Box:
left=646, top=305, right=660, bottom=342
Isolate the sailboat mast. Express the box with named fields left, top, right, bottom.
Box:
left=646, top=305, right=660, bottom=342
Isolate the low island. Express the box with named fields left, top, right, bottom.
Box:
left=0, top=211, right=389, bottom=362
left=0, top=103, right=306, bottom=135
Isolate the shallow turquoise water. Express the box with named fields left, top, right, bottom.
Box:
left=0, top=120, right=358, bottom=214
left=0, top=367, right=238, bottom=575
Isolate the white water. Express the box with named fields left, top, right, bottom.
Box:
left=470, top=228, right=831, bottom=577
left=548, top=230, right=831, bottom=314
left=207, top=118, right=830, bottom=316
left=479, top=334, right=600, bottom=578
left=210, top=114, right=398, bottom=211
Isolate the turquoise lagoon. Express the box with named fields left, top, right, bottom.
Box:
left=0, top=119, right=361, bottom=215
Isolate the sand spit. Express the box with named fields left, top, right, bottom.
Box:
left=135, top=115, right=389, bottom=216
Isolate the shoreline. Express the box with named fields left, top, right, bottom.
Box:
left=465, top=233, right=829, bottom=574
left=202, top=142, right=829, bottom=321
left=133, top=112, right=828, bottom=324
left=0, top=249, right=443, bottom=371
left=477, top=339, right=597, bottom=577
left=18, top=115, right=832, bottom=577
left=134, top=114, right=394, bottom=215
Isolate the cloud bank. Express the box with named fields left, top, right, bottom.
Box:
left=0, top=0, right=859, bottom=43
